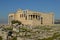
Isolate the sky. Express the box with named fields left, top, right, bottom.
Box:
left=0, top=0, right=60, bottom=24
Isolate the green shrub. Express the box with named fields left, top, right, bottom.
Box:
left=0, top=36, right=2, bottom=40
left=11, top=20, right=21, bottom=25
left=12, top=37, right=17, bottom=40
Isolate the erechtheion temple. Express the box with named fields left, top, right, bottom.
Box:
left=8, top=9, right=54, bottom=26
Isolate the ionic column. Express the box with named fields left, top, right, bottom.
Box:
left=32, top=15, right=33, bottom=20
left=31, top=15, right=32, bottom=20
left=28, top=15, right=30, bottom=20
left=35, top=15, right=36, bottom=19
left=30, top=15, right=31, bottom=20
left=36, top=15, right=37, bottom=19
left=27, top=15, right=29, bottom=20
left=39, top=16, right=41, bottom=20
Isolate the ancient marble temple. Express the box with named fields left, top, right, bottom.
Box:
left=8, top=9, right=54, bottom=26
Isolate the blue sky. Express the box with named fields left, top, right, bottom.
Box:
left=0, top=0, right=60, bottom=24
